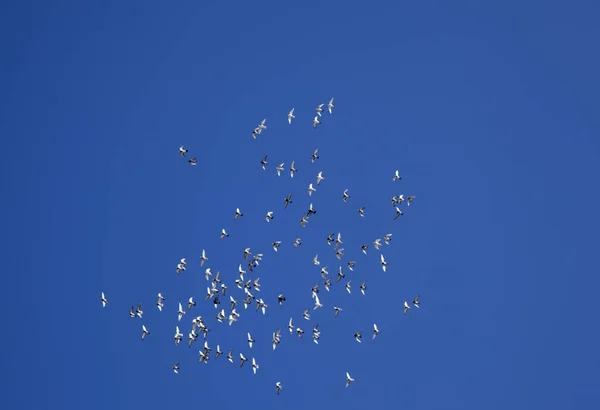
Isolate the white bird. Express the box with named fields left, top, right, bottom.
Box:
left=360, top=281, right=367, bottom=296
left=276, top=163, right=284, bottom=176
left=361, top=244, right=368, bottom=254
left=276, top=381, right=282, bottom=395
left=404, top=301, right=411, bottom=315
left=173, top=362, right=180, bottom=373
left=313, top=115, right=321, bottom=128
left=373, top=238, right=382, bottom=250
left=188, top=157, right=197, bottom=165
left=358, top=207, right=366, bottom=217
left=384, top=233, right=393, bottom=245
left=308, top=183, right=316, bottom=196
left=316, top=103, right=324, bottom=116
left=261, top=155, right=268, bottom=171
left=205, top=268, right=213, bottom=281
left=178, top=303, right=186, bottom=321
left=247, top=332, right=255, bottom=348
left=345, top=281, right=352, bottom=294
left=240, top=353, right=248, bottom=367
left=394, top=206, right=403, bottom=219
left=316, top=171, right=325, bottom=185
left=413, top=295, right=421, bottom=308
left=287, top=108, right=295, bottom=124
left=311, top=148, right=319, bottom=163
left=288, top=317, right=294, bottom=334
left=407, top=195, right=416, bottom=206
left=392, top=170, right=402, bottom=182
left=179, top=146, right=188, bottom=157
left=238, top=264, right=246, bottom=280
left=141, top=325, right=150, bottom=340
left=320, top=266, right=328, bottom=278
left=302, top=309, right=311, bottom=320
left=234, top=207, right=244, bottom=220
left=327, top=97, right=335, bottom=114
left=201, top=249, right=208, bottom=266
left=174, top=326, right=183, bottom=346
left=290, top=161, right=297, bottom=178
left=313, top=254, right=320, bottom=266
left=258, top=119, right=267, bottom=131
left=252, top=357, right=259, bottom=374
left=272, top=241, right=281, bottom=252
left=380, top=254, right=387, bottom=272
left=342, top=189, right=350, bottom=203
left=265, top=211, right=274, bottom=222
left=313, top=294, right=323, bottom=310
left=373, top=323, right=380, bottom=339
left=334, top=306, right=342, bottom=318
left=227, top=349, right=234, bottom=363
left=220, top=228, right=229, bottom=239
left=136, top=304, right=143, bottom=318
left=187, top=297, right=196, bottom=310
left=346, top=372, right=355, bottom=387
left=101, top=292, right=108, bottom=308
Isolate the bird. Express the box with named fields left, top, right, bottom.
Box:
left=136, top=304, right=143, bottom=318
left=380, top=254, right=388, bottom=272
left=172, top=362, right=180, bottom=373
left=275, top=382, right=283, bottom=395
left=252, top=357, right=259, bottom=374
left=407, top=195, right=416, bottom=206
left=300, top=215, right=309, bottom=227
left=316, top=171, right=325, bottom=185
left=240, top=353, right=248, bottom=367
left=347, top=261, right=356, bottom=271
left=220, top=229, right=229, bottom=239
left=101, top=292, right=108, bottom=308
left=302, top=309, right=311, bottom=320
left=373, top=238, right=382, bottom=250
left=313, top=115, right=321, bottom=128
left=313, top=254, right=320, bottom=266
left=361, top=244, right=368, bottom=254
left=243, top=248, right=252, bottom=259
left=354, top=331, right=362, bottom=343
left=324, top=278, right=332, bottom=291
left=265, top=211, right=274, bottom=222
left=384, top=233, right=392, bottom=245
left=247, top=332, right=255, bottom=348
left=179, top=146, right=187, bottom=157
left=200, top=249, right=208, bottom=266
left=278, top=294, right=286, bottom=306
left=316, top=103, right=324, bottom=116
left=403, top=301, right=411, bottom=315
left=346, top=372, right=355, bottom=387
left=392, top=170, right=401, bottom=181
left=394, top=206, right=403, bottom=219
left=187, top=297, right=196, bottom=310
left=258, top=119, right=267, bottom=132
left=287, top=108, right=295, bottom=124
left=413, top=295, right=421, bottom=308
left=313, top=294, right=323, bottom=310
left=276, top=163, right=284, bottom=176
left=360, top=281, right=367, bottom=296
left=261, top=155, right=268, bottom=171
left=227, top=349, right=234, bottom=363
left=288, top=318, right=294, bottom=334
left=311, top=148, right=319, bottom=163
left=307, top=203, right=317, bottom=216
left=358, top=207, right=366, bottom=217
left=345, top=281, right=352, bottom=294
left=215, top=345, right=223, bottom=358
left=188, top=157, right=197, bottom=165
left=320, top=266, right=328, bottom=278
left=373, top=323, right=380, bottom=339
left=234, top=208, right=244, bottom=219
left=308, top=183, right=316, bottom=196
left=178, top=303, right=186, bottom=321
left=141, top=325, right=150, bottom=340
left=342, top=189, right=350, bottom=203
left=272, top=240, right=281, bottom=251
left=334, top=306, right=342, bottom=318
left=327, top=97, right=335, bottom=114
left=293, top=238, right=302, bottom=247
left=290, top=161, right=297, bottom=178
left=284, top=193, right=293, bottom=208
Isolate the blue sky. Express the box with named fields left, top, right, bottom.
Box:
left=1, top=0, right=599, bottom=409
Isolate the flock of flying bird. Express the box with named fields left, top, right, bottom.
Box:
left=100, top=98, right=421, bottom=394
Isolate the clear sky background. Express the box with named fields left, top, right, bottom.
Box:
left=1, top=1, right=599, bottom=409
